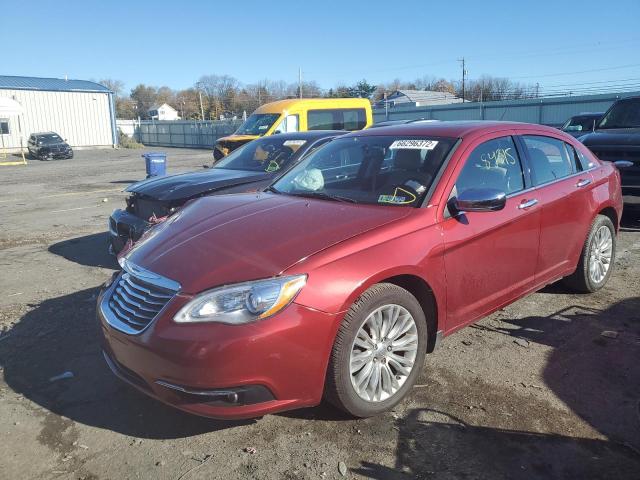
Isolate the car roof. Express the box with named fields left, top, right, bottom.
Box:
left=351, top=121, right=559, bottom=138
left=32, top=132, right=60, bottom=136
left=255, top=98, right=370, bottom=113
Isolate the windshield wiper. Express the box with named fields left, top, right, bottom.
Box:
left=265, top=185, right=280, bottom=194
left=287, top=191, right=357, bottom=203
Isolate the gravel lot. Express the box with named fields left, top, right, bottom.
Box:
left=0, top=148, right=639, bottom=480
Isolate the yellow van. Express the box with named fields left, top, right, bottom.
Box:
left=213, top=98, right=373, bottom=160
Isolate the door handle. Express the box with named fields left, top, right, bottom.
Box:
left=576, top=179, right=591, bottom=188
left=518, top=199, right=538, bottom=209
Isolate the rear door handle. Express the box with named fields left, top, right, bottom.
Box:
left=518, top=199, right=538, bottom=209
left=576, top=179, right=591, bottom=188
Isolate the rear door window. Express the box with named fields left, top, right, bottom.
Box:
left=455, top=136, right=525, bottom=196
left=522, top=135, right=574, bottom=186
left=307, top=109, right=366, bottom=131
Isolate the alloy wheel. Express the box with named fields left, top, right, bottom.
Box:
left=349, top=304, right=418, bottom=402
left=589, top=225, right=613, bottom=284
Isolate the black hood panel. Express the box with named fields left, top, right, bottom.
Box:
left=581, top=128, right=640, bottom=147
left=126, top=168, right=272, bottom=201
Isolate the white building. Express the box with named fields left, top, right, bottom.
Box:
left=148, top=103, right=180, bottom=121
left=0, top=75, right=117, bottom=152
left=377, top=89, right=463, bottom=108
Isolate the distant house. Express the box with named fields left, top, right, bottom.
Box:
left=148, top=103, right=180, bottom=121
left=376, top=90, right=463, bottom=108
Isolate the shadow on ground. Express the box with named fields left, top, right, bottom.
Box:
left=356, top=297, right=640, bottom=479
left=49, top=232, right=119, bottom=269
left=621, top=207, right=640, bottom=232
left=0, top=287, right=251, bottom=439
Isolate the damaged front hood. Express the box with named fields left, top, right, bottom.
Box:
left=127, top=193, right=412, bottom=294
left=126, top=169, right=271, bottom=201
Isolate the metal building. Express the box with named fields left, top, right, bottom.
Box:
left=0, top=75, right=117, bottom=153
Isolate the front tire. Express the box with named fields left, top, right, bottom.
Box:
left=325, top=283, right=428, bottom=417
left=563, top=214, right=616, bottom=293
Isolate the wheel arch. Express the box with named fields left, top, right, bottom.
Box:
left=382, top=274, right=440, bottom=353
left=598, top=206, right=619, bottom=232
left=337, top=270, right=441, bottom=354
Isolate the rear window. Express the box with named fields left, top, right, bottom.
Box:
left=523, top=136, right=574, bottom=185
left=307, top=109, right=366, bottom=131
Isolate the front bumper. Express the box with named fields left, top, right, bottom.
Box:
left=108, top=209, right=150, bottom=254
left=38, top=149, right=73, bottom=159
left=97, top=280, right=340, bottom=419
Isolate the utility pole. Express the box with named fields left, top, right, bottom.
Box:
left=198, top=90, right=205, bottom=120
left=535, top=82, right=540, bottom=98
left=458, top=57, right=466, bottom=102
left=298, top=67, right=303, bottom=98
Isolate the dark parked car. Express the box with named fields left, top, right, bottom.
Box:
left=560, top=113, right=603, bottom=137
left=579, top=96, right=640, bottom=202
left=109, top=130, right=342, bottom=254
left=99, top=121, right=622, bottom=420
left=27, top=132, right=73, bottom=160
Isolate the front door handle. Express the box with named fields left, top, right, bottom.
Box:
left=518, top=199, right=538, bottom=210
left=576, top=179, right=591, bottom=188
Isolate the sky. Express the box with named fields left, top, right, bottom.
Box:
left=2, top=0, right=640, bottom=95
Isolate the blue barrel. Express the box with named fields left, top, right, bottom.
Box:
left=142, top=152, right=167, bottom=177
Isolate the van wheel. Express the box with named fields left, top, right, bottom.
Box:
left=563, top=214, right=616, bottom=293
left=325, top=283, right=428, bottom=417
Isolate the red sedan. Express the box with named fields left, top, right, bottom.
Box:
left=98, top=121, right=623, bottom=419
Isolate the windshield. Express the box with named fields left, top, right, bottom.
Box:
left=272, top=135, right=457, bottom=206
left=38, top=134, right=63, bottom=144
left=235, top=113, right=281, bottom=136
left=214, top=137, right=309, bottom=173
left=598, top=99, right=640, bottom=129
left=562, top=115, right=600, bottom=132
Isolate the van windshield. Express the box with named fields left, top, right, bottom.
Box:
left=272, top=135, right=457, bottom=207
left=598, top=98, right=640, bottom=129
left=235, top=113, right=281, bottom=136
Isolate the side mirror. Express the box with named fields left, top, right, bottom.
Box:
left=202, top=164, right=211, bottom=169
left=614, top=160, right=633, bottom=169
left=450, top=188, right=507, bottom=213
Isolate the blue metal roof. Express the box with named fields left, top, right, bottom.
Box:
left=0, top=75, right=111, bottom=93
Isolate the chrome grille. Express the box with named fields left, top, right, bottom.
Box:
left=107, top=270, right=176, bottom=332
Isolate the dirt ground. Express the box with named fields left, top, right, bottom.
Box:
left=0, top=148, right=639, bottom=480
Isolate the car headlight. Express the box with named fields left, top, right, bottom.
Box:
left=173, top=275, right=307, bottom=324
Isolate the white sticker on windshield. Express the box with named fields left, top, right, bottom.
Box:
left=389, top=139, right=439, bottom=150
left=283, top=140, right=307, bottom=147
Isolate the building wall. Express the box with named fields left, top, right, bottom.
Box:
left=0, top=89, right=114, bottom=151
left=373, top=91, right=640, bottom=127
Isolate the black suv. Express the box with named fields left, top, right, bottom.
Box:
left=27, top=132, right=73, bottom=160
left=579, top=97, right=640, bottom=202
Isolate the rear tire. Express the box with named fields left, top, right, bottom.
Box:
left=563, top=214, right=616, bottom=293
left=324, top=283, right=428, bottom=417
